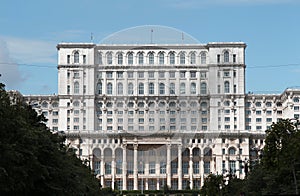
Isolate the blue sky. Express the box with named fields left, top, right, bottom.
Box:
left=0, top=0, right=299, bottom=95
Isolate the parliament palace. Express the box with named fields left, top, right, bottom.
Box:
left=17, top=26, right=300, bottom=190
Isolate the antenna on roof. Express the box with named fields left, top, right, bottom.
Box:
left=90, top=33, right=94, bottom=43
left=150, top=29, right=153, bottom=44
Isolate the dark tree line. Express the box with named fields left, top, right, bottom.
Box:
left=0, top=83, right=100, bottom=195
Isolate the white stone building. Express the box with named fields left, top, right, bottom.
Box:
left=22, top=27, right=300, bottom=191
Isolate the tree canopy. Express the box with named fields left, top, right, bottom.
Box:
left=0, top=83, right=100, bottom=195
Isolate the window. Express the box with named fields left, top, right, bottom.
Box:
left=97, top=82, right=102, bottom=94
left=67, top=55, right=70, bottom=64
left=117, top=83, right=123, bottom=95
left=179, top=52, right=185, bottom=64
left=170, top=83, right=175, bottom=94
left=159, top=71, right=165, bottom=78
left=149, top=53, right=154, bottom=64
left=233, top=54, right=236, bottom=63
left=229, top=161, right=236, bottom=174
left=149, top=83, right=154, bottom=94
left=229, top=148, right=236, bottom=155
left=117, top=71, right=123, bottom=78
left=224, top=81, right=230, bottom=93
left=128, top=53, right=133, bottom=64
left=159, top=52, right=164, bottom=64
left=149, top=162, right=156, bottom=174
left=83, top=55, right=86, bottom=64
left=138, top=83, right=144, bottom=94
left=234, top=84, right=237, bottom=93
left=255, top=102, right=262, bottom=107
left=138, top=72, right=144, bottom=78
left=74, top=51, right=79, bottom=63
left=183, top=162, right=189, bottom=174
left=180, top=71, right=185, bottom=78
left=107, top=83, right=113, bottom=94
left=148, top=71, right=154, bottom=78
left=193, top=162, right=199, bottom=174
left=138, top=53, right=143, bottom=64
left=200, top=82, right=207, bottom=95
left=204, top=161, right=210, bottom=174
left=169, top=52, right=175, bottom=64
left=127, top=71, right=133, bottom=78
left=117, top=53, right=123, bottom=64
left=294, top=97, right=299, bottom=103
left=190, top=52, right=196, bottom=64
left=180, top=83, right=186, bottom=94
left=224, top=51, right=229, bottom=62
left=128, top=83, right=133, bottom=94
left=159, top=83, right=165, bottom=95
left=106, top=71, right=113, bottom=78
left=74, top=82, right=79, bottom=94
left=190, top=71, right=196, bottom=78
left=107, top=53, right=112, bottom=64
left=217, top=54, right=220, bottom=63
left=190, top=82, right=196, bottom=94
left=267, top=118, right=272, bottom=122
left=201, top=52, right=206, bottom=64
left=160, top=162, right=166, bottom=174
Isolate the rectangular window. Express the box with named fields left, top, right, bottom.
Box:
left=117, top=71, right=123, bottom=78
left=217, top=54, right=220, bottom=63
left=233, top=54, right=236, bottom=63
left=160, top=162, right=166, bottom=174
left=266, top=118, right=272, bottom=122
left=148, top=71, right=154, bottom=78
left=180, top=71, right=186, bottom=78
left=138, top=72, right=144, bottom=78
left=169, top=71, right=175, bottom=78
left=106, top=71, right=113, bottom=78
left=127, top=72, right=133, bottom=78
left=193, top=162, right=199, bottom=174
left=190, top=71, right=196, bottom=78
left=183, top=162, right=189, bottom=174
left=149, top=162, right=156, bottom=174
left=224, top=71, right=230, bottom=77
left=204, top=161, right=210, bottom=174
left=83, top=55, right=86, bottom=64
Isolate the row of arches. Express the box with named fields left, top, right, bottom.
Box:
left=96, top=81, right=208, bottom=95
left=98, top=51, right=207, bottom=65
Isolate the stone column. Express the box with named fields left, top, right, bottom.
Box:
left=189, top=149, right=193, bottom=189
left=167, top=144, right=171, bottom=188
left=133, top=144, right=138, bottom=190
left=112, top=152, right=115, bottom=190
left=122, top=144, right=127, bottom=190
left=178, top=144, right=182, bottom=190
left=100, top=155, right=104, bottom=188
left=200, top=156, right=204, bottom=187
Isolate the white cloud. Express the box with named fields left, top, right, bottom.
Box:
left=0, top=39, right=25, bottom=89
left=1, top=36, right=57, bottom=64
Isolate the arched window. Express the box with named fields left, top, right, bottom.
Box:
left=97, top=82, right=102, bottom=94
left=224, top=81, right=230, bottom=93
left=74, top=51, right=79, bottom=63
left=117, top=83, right=123, bottom=95
left=42, top=101, right=48, bottom=108
left=179, top=52, right=185, bottom=64
left=138, top=83, right=144, bottom=94
left=169, top=83, right=175, bottom=94
left=138, top=53, right=144, bottom=65
left=117, top=53, right=123, bottom=65
left=149, top=83, right=154, bottom=94
left=107, top=52, right=112, bottom=64
left=107, top=83, right=113, bottom=94
left=224, top=51, right=229, bottom=63
left=190, top=52, right=196, bottom=64
left=149, top=52, right=154, bottom=64
left=128, top=83, right=133, bottom=95
left=229, top=148, right=236, bottom=155
left=169, top=52, right=175, bottom=64
left=204, top=148, right=212, bottom=156
left=52, top=102, right=59, bottom=108
left=200, top=82, right=207, bottom=95
left=159, top=52, right=164, bottom=64
left=74, top=82, right=79, bottom=94
left=159, top=83, right=165, bottom=95
left=190, top=82, right=196, bottom=94
left=128, top=52, right=133, bottom=64
left=200, top=52, right=206, bottom=64
left=180, top=83, right=186, bottom=94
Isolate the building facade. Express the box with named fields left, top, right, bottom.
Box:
left=22, top=38, right=300, bottom=190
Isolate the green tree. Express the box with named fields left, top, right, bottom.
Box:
left=200, top=174, right=224, bottom=196
left=260, top=119, right=300, bottom=195
left=0, top=83, right=100, bottom=195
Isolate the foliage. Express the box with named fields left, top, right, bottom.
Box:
left=0, top=83, right=100, bottom=195
left=200, top=174, right=224, bottom=196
